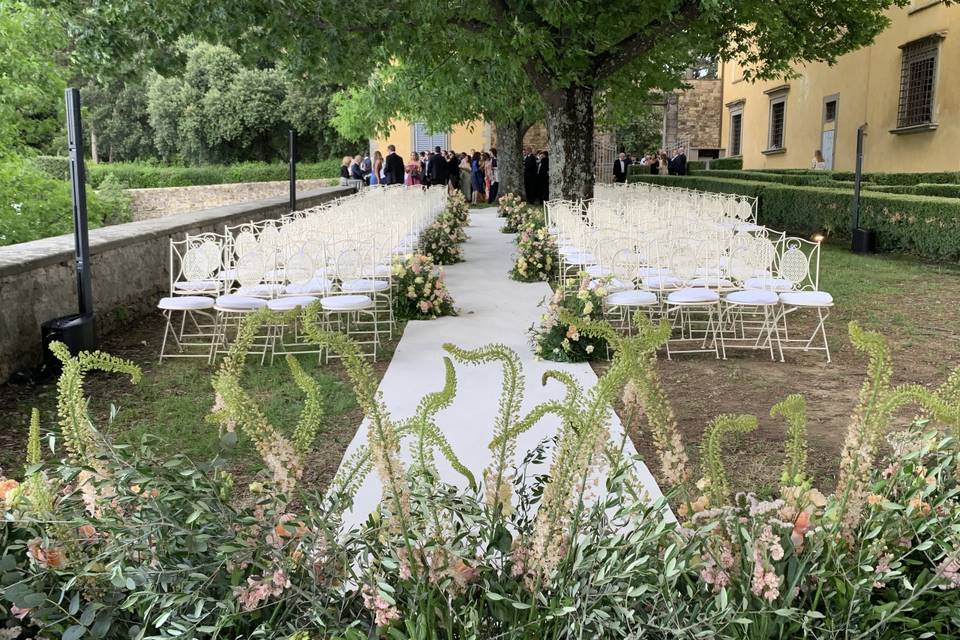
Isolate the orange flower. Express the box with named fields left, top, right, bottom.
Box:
left=909, top=497, right=932, bottom=516
left=78, top=524, right=98, bottom=543
left=0, top=478, right=19, bottom=502
left=867, top=494, right=883, bottom=506
left=28, top=539, right=66, bottom=568
left=791, top=511, right=812, bottom=550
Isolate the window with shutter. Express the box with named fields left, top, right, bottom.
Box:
left=895, top=35, right=942, bottom=131
left=412, top=123, right=449, bottom=152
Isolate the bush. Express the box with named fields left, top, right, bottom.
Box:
left=628, top=174, right=960, bottom=261
left=692, top=169, right=828, bottom=186
left=915, top=183, right=960, bottom=199
left=0, top=157, right=131, bottom=246
left=760, top=168, right=960, bottom=186
left=29, top=155, right=70, bottom=180
left=83, top=160, right=341, bottom=189
left=708, top=156, right=742, bottom=170
left=6, top=315, right=960, bottom=639
left=686, top=160, right=706, bottom=171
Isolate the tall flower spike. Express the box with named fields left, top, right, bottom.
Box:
left=443, top=343, right=525, bottom=516
left=400, top=357, right=476, bottom=488
left=771, top=394, right=808, bottom=488
left=22, top=408, right=54, bottom=515
left=50, top=342, right=141, bottom=464
left=301, top=304, right=409, bottom=523
left=286, top=354, right=326, bottom=456
left=701, top=414, right=758, bottom=507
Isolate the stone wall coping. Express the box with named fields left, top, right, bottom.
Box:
left=126, top=178, right=336, bottom=196
left=0, top=186, right=352, bottom=277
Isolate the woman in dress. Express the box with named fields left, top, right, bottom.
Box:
left=811, top=149, right=827, bottom=170
left=459, top=153, right=472, bottom=200
left=404, top=152, right=421, bottom=186
left=658, top=153, right=670, bottom=176
left=370, top=150, right=383, bottom=185
left=471, top=151, right=484, bottom=204
left=482, top=152, right=493, bottom=201
left=339, top=156, right=351, bottom=185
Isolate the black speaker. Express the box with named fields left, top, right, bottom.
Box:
left=851, top=228, right=877, bottom=254
left=40, top=313, right=96, bottom=376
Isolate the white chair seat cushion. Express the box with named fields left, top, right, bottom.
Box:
left=284, top=278, right=334, bottom=295
left=565, top=252, right=596, bottom=265
left=586, top=265, right=613, bottom=278
left=341, top=278, right=390, bottom=293
left=589, top=277, right=632, bottom=292
left=158, top=295, right=214, bottom=311
left=320, top=294, right=373, bottom=311
left=235, top=284, right=284, bottom=297
left=780, top=291, right=834, bottom=306
left=642, top=275, right=683, bottom=289
left=605, top=290, right=657, bottom=306
left=174, top=279, right=219, bottom=292
left=215, top=295, right=268, bottom=310
left=745, top=277, right=794, bottom=291
left=688, top=276, right=735, bottom=288
left=667, top=288, right=720, bottom=304
left=725, top=289, right=779, bottom=305
left=267, top=295, right=319, bottom=311
left=735, top=222, right=762, bottom=232
left=559, top=245, right=580, bottom=255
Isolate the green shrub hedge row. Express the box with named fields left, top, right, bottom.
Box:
left=686, top=160, right=706, bottom=171
left=691, top=169, right=831, bottom=186
left=758, top=167, right=960, bottom=186
left=31, top=157, right=341, bottom=188
left=627, top=174, right=960, bottom=261
left=708, top=157, right=742, bottom=170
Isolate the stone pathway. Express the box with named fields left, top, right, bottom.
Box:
left=338, top=208, right=664, bottom=528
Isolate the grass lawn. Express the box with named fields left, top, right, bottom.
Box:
left=596, top=243, right=960, bottom=497
left=0, top=315, right=400, bottom=489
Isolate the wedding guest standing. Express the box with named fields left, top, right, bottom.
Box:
left=404, top=152, right=422, bottom=186
left=447, top=150, right=460, bottom=193
left=488, top=148, right=499, bottom=203
left=383, top=145, right=405, bottom=185
left=459, top=153, right=472, bottom=200
left=537, top=150, right=550, bottom=202
left=339, top=156, right=351, bottom=185
left=523, top=147, right=538, bottom=203
left=471, top=151, right=484, bottom=203
left=370, top=150, right=383, bottom=186
left=613, top=151, right=631, bottom=183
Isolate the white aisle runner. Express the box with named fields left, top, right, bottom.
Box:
left=337, top=208, right=664, bottom=528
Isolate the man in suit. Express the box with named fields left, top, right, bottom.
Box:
left=446, top=150, right=459, bottom=189
left=668, top=150, right=688, bottom=176
left=613, top=152, right=631, bottom=183
left=383, top=145, right=405, bottom=185
left=537, top=150, right=550, bottom=202
left=523, top=147, right=538, bottom=203
left=429, top=145, right=448, bottom=186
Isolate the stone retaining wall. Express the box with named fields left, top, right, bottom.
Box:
left=0, top=186, right=353, bottom=382
left=128, top=179, right=337, bottom=220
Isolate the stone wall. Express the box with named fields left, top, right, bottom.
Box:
left=0, top=186, right=353, bottom=382
left=675, top=79, right=723, bottom=151
left=128, top=179, right=337, bottom=221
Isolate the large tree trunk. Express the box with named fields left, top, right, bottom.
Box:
left=543, top=84, right=595, bottom=200
left=492, top=118, right=529, bottom=200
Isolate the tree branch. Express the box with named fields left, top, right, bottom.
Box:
left=591, top=0, right=702, bottom=81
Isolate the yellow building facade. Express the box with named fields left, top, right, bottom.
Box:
left=369, top=120, right=490, bottom=161
left=720, top=1, right=960, bottom=172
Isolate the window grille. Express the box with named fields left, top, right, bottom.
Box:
left=730, top=113, right=743, bottom=156
left=824, top=100, right=837, bottom=123
left=768, top=101, right=785, bottom=149
left=412, top=123, right=449, bottom=152
left=897, top=37, right=940, bottom=128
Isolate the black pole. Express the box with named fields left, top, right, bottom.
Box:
left=288, top=129, right=297, bottom=212
left=66, top=88, right=94, bottom=316
left=851, top=125, right=865, bottom=233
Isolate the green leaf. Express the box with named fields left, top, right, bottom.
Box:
left=185, top=509, right=202, bottom=524
left=486, top=592, right=505, bottom=601
left=63, top=625, right=87, bottom=640
left=220, top=431, right=238, bottom=448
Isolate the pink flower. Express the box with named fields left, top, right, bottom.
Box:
left=419, top=300, right=432, bottom=312
left=10, top=606, right=30, bottom=620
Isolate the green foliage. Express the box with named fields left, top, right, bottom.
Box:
left=0, top=2, right=64, bottom=158
left=418, top=207, right=468, bottom=266
left=84, top=78, right=157, bottom=162
left=610, top=106, right=663, bottom=155
left=532, top=278, right=609, bottom=362
left=686, top=160, right=706, bottom=171
left=29, top=155, right=69, bottom=180
left=700, top=414, right=759, bottom=507
left=692, top=169, right=832, bottom=186
left=771, top=394, right=809, bottom=487
left=83, top=160, right=340, bottom=189
left=708, top=157, right=743, bottom=170
left=915, top=183, right=960, bottom=199
left=511, top=220, right=558, bottom=282
left=629, top=174, right=960, bottom=261
left=0, top=157, right=132, bottom=246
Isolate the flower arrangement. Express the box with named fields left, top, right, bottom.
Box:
left=531, top=275, right=608, bottom=361
left=5, top=312, right=960, bottom=639
left=419, top=210, right=466, bottom=265
left=445, top=190, right=470, bottom=227
left=498, top=192, right=537, bottom=233
left=510, top=219, right=558, bottom=282
left=391, top=254, right=456, bottom=320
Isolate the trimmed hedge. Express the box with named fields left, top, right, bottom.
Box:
left=916, top=183, right=960, bottom=199
left=708, top=157, right=742, bottom=170
left=628, top=173, right=960, bottom=261
left=759, top=167, right=960, bottom=186
left=31, top=157, right=341, bottom=188
left=686, top=160, right=706, bottom=171
left=691, top=169, right=829, bottom=186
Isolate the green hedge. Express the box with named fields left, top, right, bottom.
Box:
left=915, top=183, right=960, bottom=199
left=686, top=160, right=706, bottom=171
left=759, top=167, right=960, bottom=186
left=628, top=174, right=960, bottom=261
left=691, top=169, right=829, bottom=186
left=862, top=184, right=919, bottom=195
left=708, top=157, right=742, bottom=170
left=31, top=157, right=341, bottom=188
